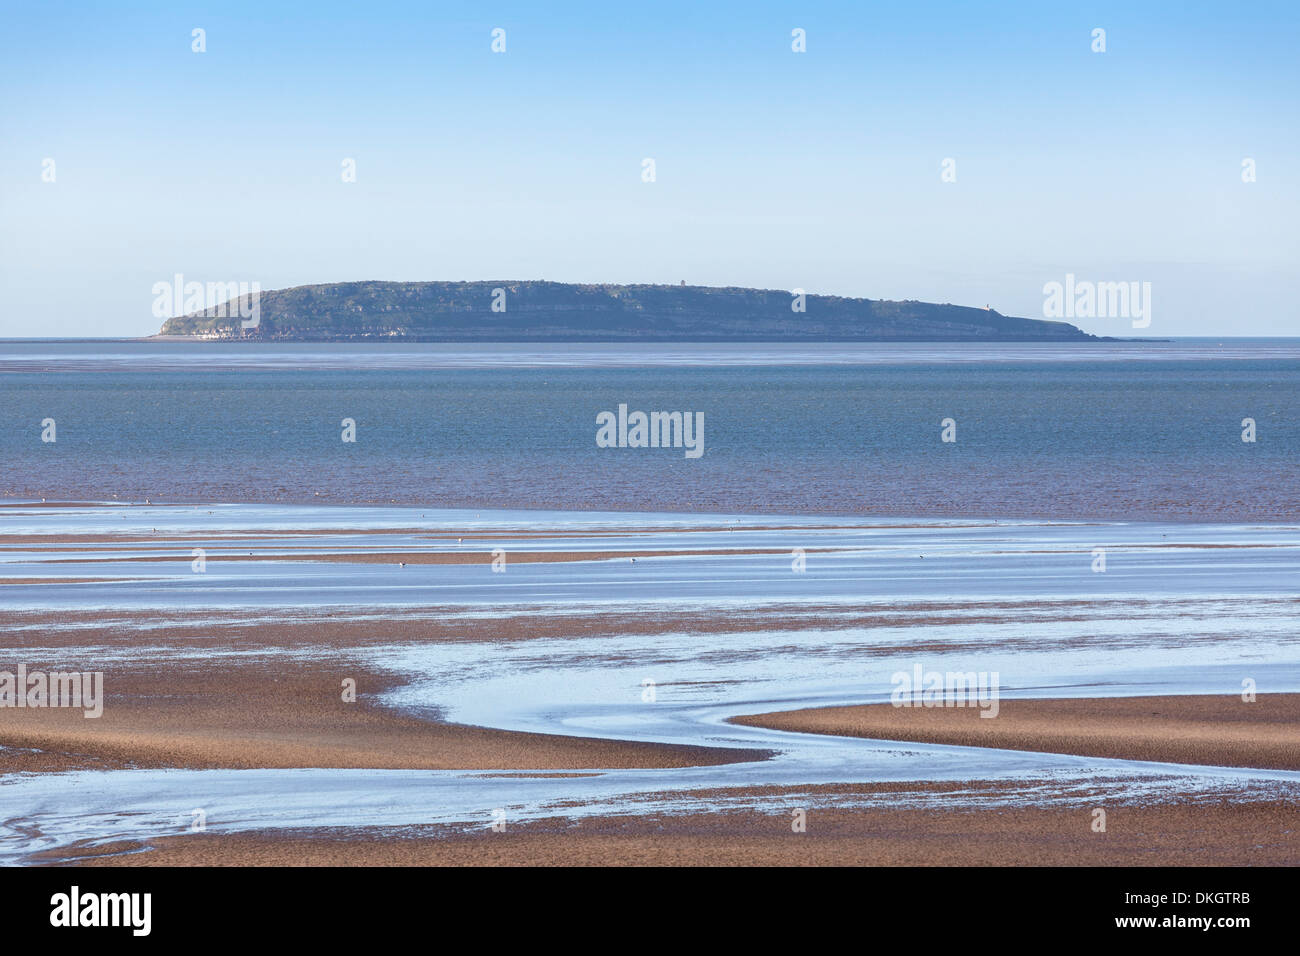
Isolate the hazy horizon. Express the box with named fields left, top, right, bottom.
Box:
left=2, top=0, right=1296, bottom=338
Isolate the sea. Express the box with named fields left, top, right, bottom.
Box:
left=3, top=338, right=1300, bottom=861
left=0, top=338, right=1297, bottom=520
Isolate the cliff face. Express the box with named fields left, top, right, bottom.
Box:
left=157, top=280, right=1095, bottom=341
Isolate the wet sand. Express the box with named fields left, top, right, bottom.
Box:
left=0, top=601, right=1098, bottom=649
left=0, top=523, right=858, bottom=547
left=0, top=660, right=761, bottom=773
left=734, top=694, right=1300, bottom=771
left=6, top=613, right=1296, bottom=776
left=60, top=789, right=1300, bottom=866
left=7, top=506, right=1300, bottom=866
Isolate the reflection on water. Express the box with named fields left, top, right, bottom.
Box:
left=2, top=502, right=1298, bottom=863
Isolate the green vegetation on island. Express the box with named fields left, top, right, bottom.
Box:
left=157, top=280, right=1097, bottom=341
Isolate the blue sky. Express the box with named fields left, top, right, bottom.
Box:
left=1, top=0, right=1296, bottom=337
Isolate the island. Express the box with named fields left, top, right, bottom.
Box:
left=154, top=280, right=1098, bottom=342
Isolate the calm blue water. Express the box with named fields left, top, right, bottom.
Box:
left=1, top=340, right=1297, bottom=520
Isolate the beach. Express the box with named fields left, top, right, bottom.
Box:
left=4, top=342, right=1300, bottom=867
left=63, top=798, right=1300, bottom=867
left=3, top=498, right=1300, bottom=865
left=734, top=695, right=1300, bottom=772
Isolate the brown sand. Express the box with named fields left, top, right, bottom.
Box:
left=0, top=660, right=763, bottom=773
left=8, top=511, right=1298, bottom=867
left=0, top=524, right=850, bottom=547
left=733, top=694, right=1300, bottom=770
left=6, top=552, right=1297, bottom=866
left=59, top=788, right=1300, bottom=866
left=0, top=598, right=1141, bottom=650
